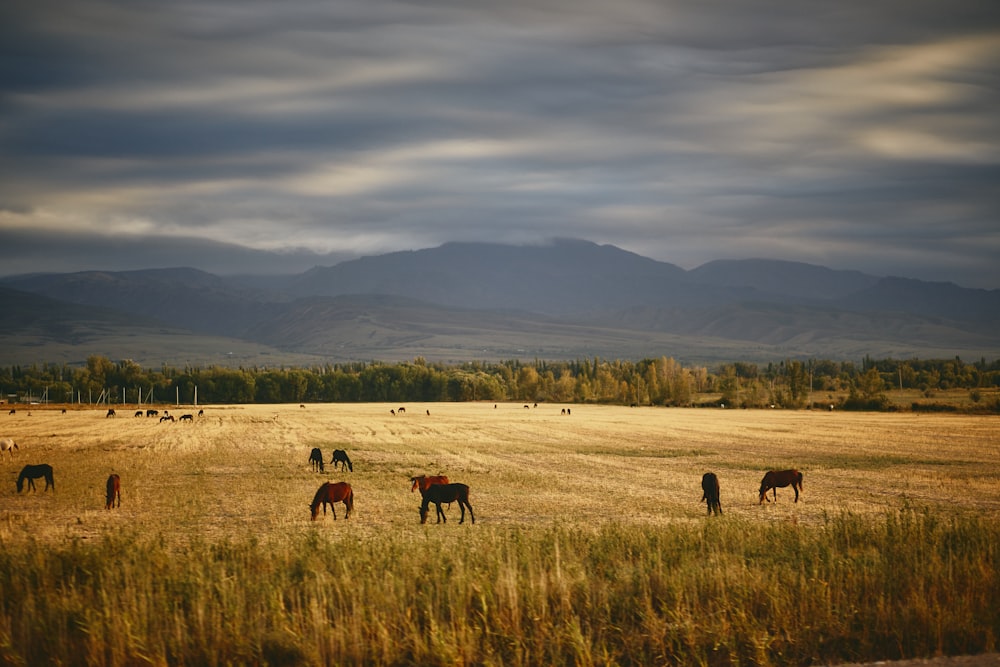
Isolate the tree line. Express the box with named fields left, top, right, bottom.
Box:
left=2, top=355, right=998, bottom=410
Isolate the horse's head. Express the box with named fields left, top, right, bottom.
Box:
left=410, top=476, right=422, bottom=492
left=309, top=503, right=320, bottom=521
left=419, top=504, right=429, bottom=524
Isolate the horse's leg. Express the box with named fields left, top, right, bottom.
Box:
left=27, top=477, right=36, bottom=492
left=793, top=484, right=800, bottom=502
left=465, top=499, right=474, bottom=524
left=436, top=502, right=446, bottom=523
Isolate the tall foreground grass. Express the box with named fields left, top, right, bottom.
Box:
left=1, top=508, right=996, bottom=666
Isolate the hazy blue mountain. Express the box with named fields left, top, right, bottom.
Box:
left=3, top=239, right=998, bottom=365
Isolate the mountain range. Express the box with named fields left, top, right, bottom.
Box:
left=2, top=239, right=998, bottom=367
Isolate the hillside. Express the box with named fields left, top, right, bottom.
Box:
left=2, top=240, right=999, bottom=366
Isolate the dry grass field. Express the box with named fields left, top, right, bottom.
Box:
left=1, top=403, right=998, bottom=665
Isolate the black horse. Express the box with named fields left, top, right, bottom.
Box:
left=701, top=472, right=722, bottom=516
left=330, top=449, right=353, bottom=472
left=309, top=448, right=324, bottom=472
left=419, top=483, right=474, bottom=525
left=17, top=464, right=54, bottom=492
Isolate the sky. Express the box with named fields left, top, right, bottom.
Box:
left=1, top=0, right=999, bottom=287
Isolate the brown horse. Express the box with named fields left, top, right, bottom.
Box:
left=17, top=464, right=54, bottom=492
left=105, top=474, right=121, bottom=509
left=410, top=474, right=449, bottom=494
left=310, top=481, right=353, bottom=521
left=419, top=483, right=474, bottom=525
left=758, top=469, right=803, bottom=504
left=701, top=472, right=722, bottom=516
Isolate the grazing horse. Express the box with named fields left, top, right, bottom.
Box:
left=309, top=448, right=324, bottom=472
left=758, top=469, right=803, bottom=504
left=17, top=464, right=54, bottom=492
left=135, top=410, right=144, bottom=417
left=105, top=474, right=121, bottom=509
left=106, top=408, right=116, bottom=418
left=419, top=483, right=474, bottom=525
left=701, top=472, right=722, bottom=516
left=310, top=481, right=353, bottom=521
left=179, top=414, right=194, bottom=421
left=410, top=474, right=449, bottom=494
left=330, top=449, right=353, bottom=472
left=146, top=409, right=159, bottom=417
left=159, top=415, right=174, bottom=423
left=198, top=409, right=204, bottom=417
left=1, top=437, right=18, bottom=460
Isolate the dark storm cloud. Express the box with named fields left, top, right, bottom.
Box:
left=1, top=0, right=998, bottom=286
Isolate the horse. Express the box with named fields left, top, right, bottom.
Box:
left=701, top=472, right=722, bottom=516
left=330, top=449, right=353, bottom=472
left=397, top=406, right=406, bottom=414
left=105, top=474, right=121, bottom=509
left=310, top=481, right=353, bottom=521
left=198, top=409, right=204, bottom=417
left=134, top=410, right=144, bottom=417
left=1, top=437, right=18, bottom=460
left=159, top=415, right=174, bottom=423
left=419, top=483, right=474, bottom=525
left=309, top=448, right=324, bottom=472
left=146, top=409, right=159, bottom=417
left=758, top=469, right=803, bottom=504
left=106, top=408, right=116, bottom=418
left=179, top=414, right=194, bottom=421
left=410, top=474, right=449, bottom=494
left=17, top=464, right=54, bottom=492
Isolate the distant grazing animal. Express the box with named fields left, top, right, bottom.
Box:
left=419, top=483, right=474, bottom=525
left=330, top=449, right=353, bottom=472
left=390, top=409, right=395, bottom=416
left=61, top=409, right=67, bottom=414
left=146, top=409, right=159, bottom=417
left=106, top=409, right=116, bottom=418
left=310, top=481, right=353, bottom=521
left=198, top=409, right=204, bottom=417
left=701, top=472, right=722, bottom=516
left=397, top=406, right=406, bottom=414
left=17, top=464, right=54, bottom=492
left=309, top=448, right=324, bottom=472
left=8, top=409, right=14, bottom=415
left=300, top=404, right=305, bottom=408
left=135, top=410, right=144, bottom=417
left=410, top=475, right=449, bottom=494
left=179, top=414, right=194, bottom=422
left=758, top=469, right=803, bottom=504
left=159, top=415, right=174, bottom=423
left=1, top=437, right=18, bottom=460
left=105, top=474, right=121, bottom=509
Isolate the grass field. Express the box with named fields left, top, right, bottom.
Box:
left=1, top=403, right=998, bottom=665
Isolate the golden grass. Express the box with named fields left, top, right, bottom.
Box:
left=0, top=403, right=998, bottom=665
left=2, top=402, right=997, bottom=542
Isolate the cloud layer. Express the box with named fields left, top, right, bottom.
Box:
left=2, top=0, right=999, bottom=286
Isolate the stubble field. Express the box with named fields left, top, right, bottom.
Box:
left=1, top=403, right=998, bottom=665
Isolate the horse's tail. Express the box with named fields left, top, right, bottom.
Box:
left=347, top=488, right=354, bottom=514
left=797, top=471, right=804, bottom=488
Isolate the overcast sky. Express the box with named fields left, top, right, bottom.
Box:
left=2, top=0, right=998, bottom=287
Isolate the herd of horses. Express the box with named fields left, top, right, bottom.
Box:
left=3, top=410, right=804, bottom=521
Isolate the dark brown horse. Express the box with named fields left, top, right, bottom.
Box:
left=701, top=472, right=722, bottom=516
left=419, top=483, right=474, bottom=525
left=105, top=474, right=121, bottom=509
left=758, top=469, right=803, bottom=504
left=17, top=464, right=54, bottom=492
left=410, top=474, right=449, bottom=494
left=310, top=481, right=353, bottom=521
left=330, top=449, right=353, bottom=472
left=309, top=447, right=324, bottom=472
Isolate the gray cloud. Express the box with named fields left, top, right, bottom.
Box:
left=1, top=0, right=998, bottom=286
